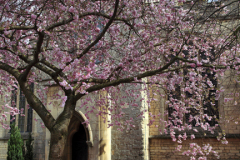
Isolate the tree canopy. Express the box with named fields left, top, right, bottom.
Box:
left=1, top=0, right=240, bottom=159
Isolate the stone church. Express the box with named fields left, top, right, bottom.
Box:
left=0, top=83, right=150, bottom=160
left=0, top=75, right=240, bottom=160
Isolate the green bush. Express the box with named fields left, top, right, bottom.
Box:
left=24, top=133, right=34, bottom=160
left=7, top=123, right=24, bottom=160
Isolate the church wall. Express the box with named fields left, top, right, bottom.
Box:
left=148, top=85, right=167, bottom=136
left=0, top=87, right=45, bottom=160
left=148, top=71, right=240, bottom=160
left=217, top=69, right=240, bottom=135
left=110, top=84, right=148, bottom=160
left=33, top=84, right=47, bottom=160
left=0, top=141, right=8, bottom=160
left=32, top=120, right=46, bottom=160
left=0, top=93, right=8, bottom=160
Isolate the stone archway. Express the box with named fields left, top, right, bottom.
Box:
left=72, top=122, right=88, bottom=160
left=63, top=111, right=93, bottom=160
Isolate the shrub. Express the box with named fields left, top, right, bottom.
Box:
left=7, top=123, right=24, bottom=160
left=24, top=133, right=34, bottom=160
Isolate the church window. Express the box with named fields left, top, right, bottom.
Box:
left=168, top=49, right=219, bottom=127
left=11, top=83, right=34, bottom=132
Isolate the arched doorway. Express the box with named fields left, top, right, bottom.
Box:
left=63, top=111, right=93, bottom=160
left=72, top=123, right=88, bottom=160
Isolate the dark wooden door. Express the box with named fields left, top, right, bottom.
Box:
left=72, top=124, right=88, bottom=160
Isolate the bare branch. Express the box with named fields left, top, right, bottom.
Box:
left=46, top=13, right=74, bottom=31
left=0, top=61, right=55, bottom=130
left=21, top=31, right=44, bottom=81
left=0, top=61, right=21, bottom=79
left=0, top=26, right=35, bottom=32
left=19, top=81, right=56, bottom=131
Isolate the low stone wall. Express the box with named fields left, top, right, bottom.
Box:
left=149, top=137, right=240, bottom=160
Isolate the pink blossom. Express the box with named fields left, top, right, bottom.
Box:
left=61, top=96, right=67, bottom=108
left=10, top=117, right=15, bottom=122
left=176, top=145, right=182, bottom=151
left=190, top=63, right=196, bottom=68
left=40, top=122, right=45, bottom=128
left=68, top=6, right=75, bottom=13
left=2, top=114, right=6, bottom=118
left=191, top=134, right=195, bottom=139
left=60, top=5, right=66, bottom=11
left=31, top=14, right=37, bottom=19
left=183, top=132, right=187, bottom=140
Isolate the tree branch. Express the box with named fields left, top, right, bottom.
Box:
left=0, top=61, right=21, bottom=79
left=0, top=26, right=35, bottom=32
left=74, top=56, right=178, bottom=100
left=0, top=61, right=56, bottom=130
left=75, top=54, right=240, bottom=101
left=19, top=81, right=56, bottom=131
left=45, top=13, right=74, bottom=31
left=60, top=0, right=120, bottom=74
left=21, top=31, right=44, bottom=81
left=17, top=54, right=69, bottom=93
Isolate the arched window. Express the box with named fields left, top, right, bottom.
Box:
left=11, top=83, right=34, bottom=132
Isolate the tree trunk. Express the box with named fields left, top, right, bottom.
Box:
left=49, top=129, right=68, bottom=160
left=48, top=95, right=76, bottom=159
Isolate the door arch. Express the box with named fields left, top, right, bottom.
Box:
left=72, top=122, right=88, bottom=160
left=63, top=111, right=93, bottom=160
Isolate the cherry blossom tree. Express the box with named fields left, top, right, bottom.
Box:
left=0, top=0, right=240, bottom=159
